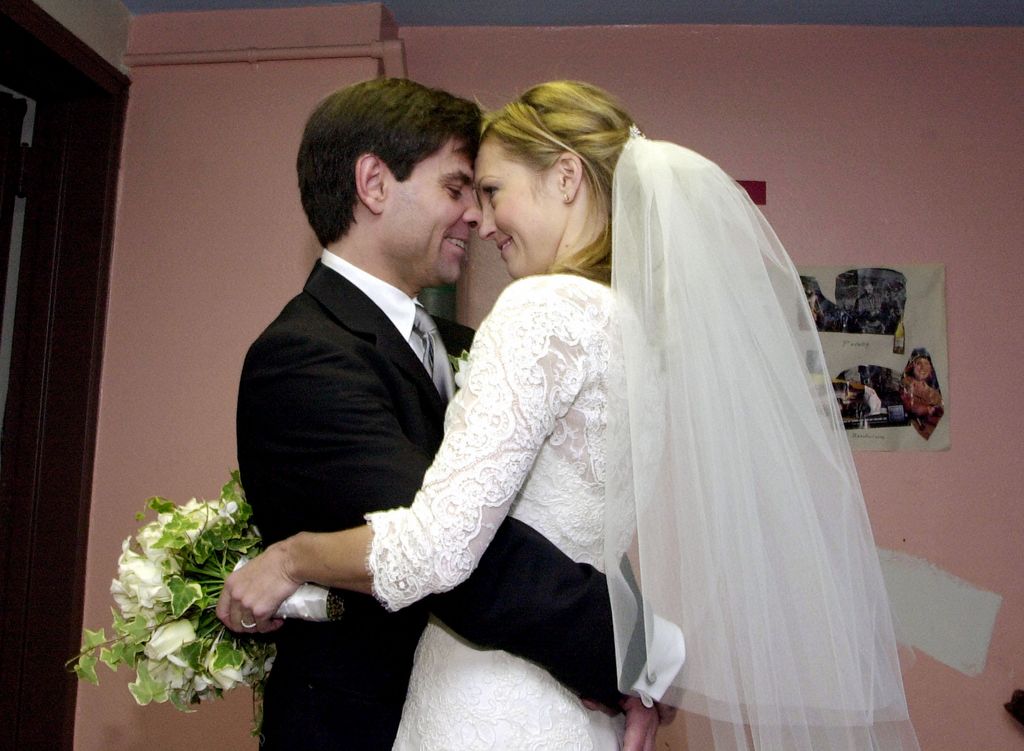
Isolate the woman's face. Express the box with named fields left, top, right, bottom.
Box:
left=469, top=139, right=569, bottom=279
left=912, top=357, right=933, bottom=380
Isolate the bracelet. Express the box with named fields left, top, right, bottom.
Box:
left=326, top=590, right=345, bottom=621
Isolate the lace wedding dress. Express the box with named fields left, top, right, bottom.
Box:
left=366, top=273, right=624, bottom=750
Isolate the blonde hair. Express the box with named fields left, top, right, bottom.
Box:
left=481, top=81, right=634, bottom=285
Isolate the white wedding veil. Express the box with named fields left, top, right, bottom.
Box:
left=605, top=136, right=920, bottom=750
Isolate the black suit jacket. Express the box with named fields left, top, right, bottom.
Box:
left=238, top=262, right=619, bottom=749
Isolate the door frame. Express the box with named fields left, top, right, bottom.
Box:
left=0, top=2, right=128, bottom=748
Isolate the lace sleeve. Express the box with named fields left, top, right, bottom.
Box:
left=366, top=276, right=608, bottom=611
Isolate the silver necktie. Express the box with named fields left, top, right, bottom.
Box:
left=411, top=305, right=454, bottom=401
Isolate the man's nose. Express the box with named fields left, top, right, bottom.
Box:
left=463, top=201, right=481, bottom=229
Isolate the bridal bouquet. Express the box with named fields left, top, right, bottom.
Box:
left=70, top=472, right=274, bottom=729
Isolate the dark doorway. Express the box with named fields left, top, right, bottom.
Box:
left=0, top=1, right=128, bottom=749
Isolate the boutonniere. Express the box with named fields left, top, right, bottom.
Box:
left=448, top=349, right=471, bottom=390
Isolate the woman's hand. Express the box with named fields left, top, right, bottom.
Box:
left=216, top=541, right=300, bottom=633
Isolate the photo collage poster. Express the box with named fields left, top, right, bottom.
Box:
left=798, top=264, right=949, bottom=451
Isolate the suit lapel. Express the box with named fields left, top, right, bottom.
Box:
left=303, top=262, right=448, bottom=418
left=434, top=317, right=473, bottom=360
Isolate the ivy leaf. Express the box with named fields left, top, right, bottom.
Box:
left=128, top=662, right=168, bottom=706
left=75, top=654, right=99, bottom=685
left=178, top=640, right=205, bottom=672
left=169, top=688, right=200, bottom=713
left=226, top=532, right=260, bottom=555
left=154, top=528, right=185, bottom=552
left=101, top=643, right=127, bottom=670
left=201, top=526, right=228, bottom=554
left=223, top=471, right=245, bottom=500
left=191, top=535, right=214, bottom=564
left=81, top=627, right=107, bottom=651
left=122, top=615, right=151, bottom=645
left=123, top=638, right=146, bottom=665
left=168, top=577, right=203, bottom=618
left=111, top=607, right=128, bottom=632
left=210, top=640, right=244, bottom=672
left=146, top=496, right=175, bottom=515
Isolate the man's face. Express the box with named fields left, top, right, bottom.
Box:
left=385, top=139, right=476, bottom=296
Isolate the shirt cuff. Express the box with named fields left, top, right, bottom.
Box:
left=630, top=614, right=686, bottom=706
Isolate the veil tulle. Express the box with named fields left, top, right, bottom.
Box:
left=605, top=137, right=919, bottom=750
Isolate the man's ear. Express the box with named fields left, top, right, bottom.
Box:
left=554, top=152, right=585, bottom=203
left=355, top=153, right=388, bottom=215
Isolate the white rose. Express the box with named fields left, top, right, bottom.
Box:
left=111, top=580, right=161, bottom=627
left=144, top=658, right=189, bottom=691
left=144, top=619, right=197, bottom=661
left=135, top=523, right=173, bottom=568
left=179, top=498, right=204, bottom=515
left=179, top=499, right=219, bottom=541
left=204, top=652, right=245, bottom=691
left=113, top=541, right=171, bottom=613
left=110, top=578, right=140, bottom=619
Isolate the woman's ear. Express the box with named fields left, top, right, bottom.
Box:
left=554, top=152, right=585, bottom=204
left=355, top=153, right=388, bottom=215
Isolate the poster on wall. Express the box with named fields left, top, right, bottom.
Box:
left=798, top=263, right=949, bottom=451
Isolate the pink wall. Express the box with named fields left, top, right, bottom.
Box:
left=78, top=7, right=1023, bottom=749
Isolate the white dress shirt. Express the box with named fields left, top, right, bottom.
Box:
left=320, top=248, right=422, bottom=355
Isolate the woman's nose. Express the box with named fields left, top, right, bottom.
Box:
left=476, top=207, right=496, bottom=240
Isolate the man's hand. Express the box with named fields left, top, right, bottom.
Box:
left=215, top=541, right=299, bottom=633
left=620, top=695, right=662, bottom=751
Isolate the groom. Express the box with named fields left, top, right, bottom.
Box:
left=234, top=78, right=638, bottom=749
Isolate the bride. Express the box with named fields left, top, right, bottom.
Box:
left=220, top=80, right=919, bottom=751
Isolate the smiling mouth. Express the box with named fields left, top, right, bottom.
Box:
left=446, top=237, right=467, bottom=251
left=496, top=238, right=512, bottom=253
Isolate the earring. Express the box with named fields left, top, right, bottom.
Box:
left=562, top=193, right=570, bottom=203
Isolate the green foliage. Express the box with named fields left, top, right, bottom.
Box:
left=168, top=577, right=203, bottom=618
left=448, top=349, right=471, bottom=371
left=75, top=653, right=98, bottom=685
left=128, top=661, right=169, bottom=706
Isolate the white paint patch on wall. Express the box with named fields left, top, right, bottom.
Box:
left=878, top=548, right=1002, bottom=677
left=32, top=0, right=131, bottom=72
